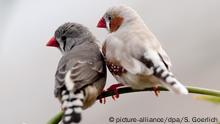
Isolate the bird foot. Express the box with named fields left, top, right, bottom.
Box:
left=99, top=90, right=106, bottom=104
left=107, top=83, right=124, bottom=100
left=153, top=86, right=160, bottom=96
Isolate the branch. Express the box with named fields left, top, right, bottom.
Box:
left=47, top=86, right=220, bottom=124
left=47, top=111, right=63, bottom=124
left=195, top=95, right=220, bottom=104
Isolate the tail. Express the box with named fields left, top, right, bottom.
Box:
left=61, top=90, right=85, bottom=124
left=153, top=66, right=188, bottom=95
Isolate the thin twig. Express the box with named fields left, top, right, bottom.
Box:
left=47, top=86, right=220, bottom=124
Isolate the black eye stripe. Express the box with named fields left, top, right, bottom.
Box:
left=61, top=36, right=67, bottom=51
left=63, top=40, right=66, bottom=51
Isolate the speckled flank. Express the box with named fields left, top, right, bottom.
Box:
left=107, top=61, right=126, bottom=76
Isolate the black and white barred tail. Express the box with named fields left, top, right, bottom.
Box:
left=61, top=90, right=85, bottom=124
left=141, top=55, right=188, bottom=95
left=153, top=66, right=188, bottom=94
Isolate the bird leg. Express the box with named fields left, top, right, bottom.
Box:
left=153, top=86, right=160, bottom=96
left=99, top=90, right=106, bottom=104
left=107, top=83, right=124, bottom=100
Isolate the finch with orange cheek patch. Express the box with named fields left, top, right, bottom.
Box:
left=97, top=5, right=188, bottom=96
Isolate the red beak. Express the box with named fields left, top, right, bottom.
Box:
left=97, top=17, right=106, bottom=28
left=46, top=37, right=59, bottom=47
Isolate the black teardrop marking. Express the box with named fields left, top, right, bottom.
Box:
left=61, top=36, right=67, bottom=51
left=63, top=40, right=66, bottom=51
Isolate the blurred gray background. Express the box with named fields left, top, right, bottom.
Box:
left=0, top=0, right=220, bottom=124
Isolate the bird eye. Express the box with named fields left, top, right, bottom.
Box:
left=108, top=16, right=112, bottom=21
left=61, top=36, right=66, bottom=41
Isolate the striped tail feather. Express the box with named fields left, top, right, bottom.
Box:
left=140, top=53, right=188, bottom=95
left=61, top=90, right=85, bottom=124
left=153, top=66, right=188, bottom=94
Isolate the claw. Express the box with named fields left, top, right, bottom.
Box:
left=99, top=90, right=106, bottom=104
left=99, top=97, right=106, bottom=104
left=153, top=86, right=160, bottom=96
left=107, top=83, right=124, bottom=100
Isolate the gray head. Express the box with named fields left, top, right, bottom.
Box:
left=47, top=22, right=95, bottom=54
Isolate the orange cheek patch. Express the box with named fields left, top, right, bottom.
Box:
left=110, top=17, right=124, bottom=32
